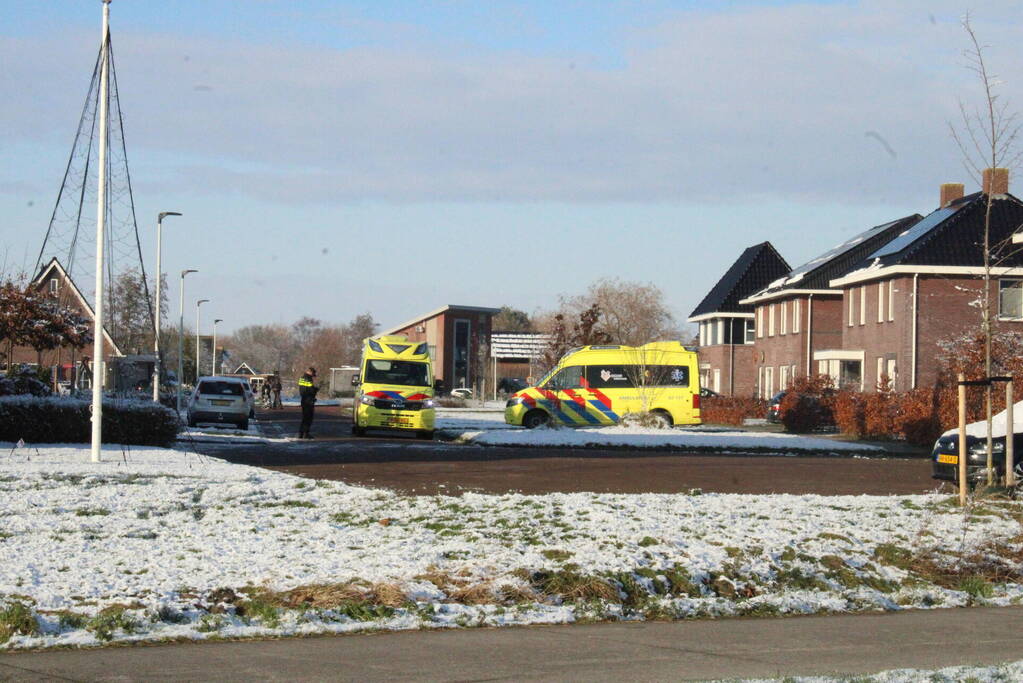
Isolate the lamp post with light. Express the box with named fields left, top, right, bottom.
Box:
left=176, top=269, right=197, bottom=416
left=212, top=319, right=223, bottom=376
left=195, top=299, right=210, bottom=382
left=152, top=211, right=181, bottom=402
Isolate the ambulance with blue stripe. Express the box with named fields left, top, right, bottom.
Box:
left=505, top=342, right=701, bottom=428
left=352, top=335, right=436, bottom=439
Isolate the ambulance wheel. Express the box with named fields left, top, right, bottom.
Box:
left=522, top=410, right=551, bottom=429
left=416, top=430, right=434, bottom=440
left=651, top=410, right=673, bottom=428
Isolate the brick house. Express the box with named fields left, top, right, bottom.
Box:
left=828, top=170, right=1023, bottom=392
left=381, top=305, right=500, bottom=392
left=737, top=214, right=921, bottom=397
left=4, top=258, right=122, bottom=386
left=686, top=242, right=789, bottom=396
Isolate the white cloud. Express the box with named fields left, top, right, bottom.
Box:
left=3, top=2, right=1022, bottom=206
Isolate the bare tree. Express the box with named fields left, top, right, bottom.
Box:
left=562, top=278, right=676, bottom=346
left=493, top=306, right=533, bottom=332
left=949, top=14, right=1022, bottom=484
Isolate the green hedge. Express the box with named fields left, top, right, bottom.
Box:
left=0, top=396, right=180, bottom=446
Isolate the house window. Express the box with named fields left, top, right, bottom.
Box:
left=779, top=364, right=789, bottom=391
left=887, top=359, right=897, bottom=386
left=888, top=281, right=895, bottom=321
left=765, top=366, right=774, bottom=398
left=768, top=305, right=775, bottom=337
left=717, top=319, right=725, bottom=345
left=877, top=283, right=884, bottom=323
left=758, top=366, right=764, bottom=398
left=848, top=289, right=855, bottom=327
left=745, top=319, right=755, bottom=344
left=793, top=299, right=801, bottom=334
left=999, top=279, right=1023, bottom=319
left=791, top=363, right=797, bottom=381
left=713, top=369, right=721, bottom=393
left=781, top=301, right=788, bottom=335
left=859, top=286, right=866, bottom=325
left=49, top=278, right=58, bottom=296
left=757, top=308, right=764, bottom=338
left=876, top=357, right=884, bottom=389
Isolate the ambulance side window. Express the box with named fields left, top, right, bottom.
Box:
left=547, top=366, right=583, bottom=390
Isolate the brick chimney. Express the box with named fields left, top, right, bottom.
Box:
left=982, top=167, right=1009, bottom=195
left=940, top=183, right=964, bottom=207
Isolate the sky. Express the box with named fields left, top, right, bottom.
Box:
left=2, top=1, right=1023, bottom=335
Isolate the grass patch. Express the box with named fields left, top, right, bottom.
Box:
left=87, top=606, right=141, bottom=642
left=75, top=507, right=111, bottom=517
left=0, top=601, right=39, bottom=643
left=541, top=549, right=573, bottom=562
left=515, top=568, right=617, bottom=602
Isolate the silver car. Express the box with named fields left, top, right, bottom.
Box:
left=187, top=376, right=251, bottom=430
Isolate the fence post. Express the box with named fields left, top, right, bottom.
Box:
left=958, top=373, right=968, bottom=507
left=1007, top=380, right=1015, bottom=488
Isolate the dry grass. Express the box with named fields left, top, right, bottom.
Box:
left=271, top=581, right=408, bottom=609
left=449, top=583, right=497, bottom=605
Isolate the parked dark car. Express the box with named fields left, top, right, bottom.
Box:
left=498, top=377, right=528, bottom=395
left=699, top=387, right=721, bottom=399
left=931, top=411, right=1023, bottom=487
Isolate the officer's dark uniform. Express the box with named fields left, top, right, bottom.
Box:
left=297, top=369, right=319, bottom=438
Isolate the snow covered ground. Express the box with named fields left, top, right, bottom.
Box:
left=2, top=442, right=1021, bottom=651
left=435, top=409, right=513, bottom=431
left=746, top=660, right=1023, bottom=682
left=453, top=425, right=885, bottom=454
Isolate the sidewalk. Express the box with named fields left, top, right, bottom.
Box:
left=1, top=606, right=1019, bottom=682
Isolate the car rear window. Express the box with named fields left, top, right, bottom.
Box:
left=197, top=381, right=244, bottom=396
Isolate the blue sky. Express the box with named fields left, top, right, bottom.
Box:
left=2, top=1, right=1022, bottom=334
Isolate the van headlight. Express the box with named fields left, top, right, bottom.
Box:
left=506, top=397, right=524, bottom=407
left=360, top=394, right=376, bottom=405
left=423, top=398, right=437, bottom=409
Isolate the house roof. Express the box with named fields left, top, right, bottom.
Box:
left=381, top=305, right=502, bottom=336
left=688, top=242, right=790, bottom=320
left=741, top=214, right=922, bottom=303
left=30, top=258, right=123, bottom=356
left=490, top=332, right=551, bottom=359
left=859, top=192, right=1023, bottom=269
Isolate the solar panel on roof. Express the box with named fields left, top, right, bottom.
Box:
left=869, top=207, right=955, bottom=260
left=783, top=218, right=902, bottom=280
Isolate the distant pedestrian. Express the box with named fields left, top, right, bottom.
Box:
left=297, top=367, right=320, bottom=439
left=271, top=373, right=283, bottom=409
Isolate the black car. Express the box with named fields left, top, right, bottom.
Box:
left=498, top=377, right=528, bottom=395
left=931, top=425, right=1023, bottom=486
left=700, top=387, right=721, bottom=399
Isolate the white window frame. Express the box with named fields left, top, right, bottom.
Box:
left=998, top=279, right=1023, bottom=320
left=713, top=368, right=721, bottom=393
left=887, top=359, right=897, bottom=386
left=877, top=283, right=884, bottom=323
left=717, top=319, right=725, bottom=345
left=757, top=308, right=764, bottom=338
left=758, top=366, right=765, bottom=398
left=848, top=289, right=855, bottom=327
left=859, top=285, right=866, bottom=325
left=781, top=301, right=788, bottom=335
left=744, top=319, right=755, bottom=345
left=768, top=305, right=775, bottom=337
left=876, top=357, right=884, bottom=388
left=793, top=299, right=801, bottom=334
left=888, top=281, right=895, bottom=322
left=779, top=364, right=789, bottom=391
left=765, top=366, right=774, bottom=397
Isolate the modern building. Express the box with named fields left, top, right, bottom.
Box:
left=381, top=305, right=501, bottom=391
left=489, top=331, right=551, bottom=387
left=687, top=242, right=790, bottom=395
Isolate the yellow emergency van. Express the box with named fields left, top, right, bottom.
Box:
left=505, top=341, right=701, bottom=428
left=352, top=335, right=436, bottom=439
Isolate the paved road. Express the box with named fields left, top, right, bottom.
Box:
left=185, top=406, right=939, bottom=496
left=1, top=606, right=1018, bottom=681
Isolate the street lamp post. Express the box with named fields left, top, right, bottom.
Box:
left=212, top=319, right=223, bottom=376
left=177, top=269, right=197, bottom=416
left=152, top=211, right=181, bottom=402
left=196, top=299, right=210, bottom=381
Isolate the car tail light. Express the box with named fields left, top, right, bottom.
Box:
left=692, top=394, right=700, bottom=410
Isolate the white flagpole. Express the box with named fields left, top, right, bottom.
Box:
left=90, top=0, right=111, bottom=463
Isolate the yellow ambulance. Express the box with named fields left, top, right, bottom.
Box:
left=352, top=335, right=436, bottom=439
left=505, top=341, right=701, bottom=428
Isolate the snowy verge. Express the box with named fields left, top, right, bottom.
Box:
left=742, top=659, right=1023, bottom=682
left=2, top=442, right=1021, bottom=650
left=452, top=425, right=885, bottom=454
left=436, top=410, right=515, bottom=432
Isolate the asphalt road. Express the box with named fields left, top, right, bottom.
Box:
left=185, top=406, right=939, bottom=496
left=2, top=606, right=1019, bottom=681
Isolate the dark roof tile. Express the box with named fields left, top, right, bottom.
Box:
left=689, top=242, right=790, bottom=318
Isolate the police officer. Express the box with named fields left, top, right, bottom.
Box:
left=297, top=367, right=320, bottom=439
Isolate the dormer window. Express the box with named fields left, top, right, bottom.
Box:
left=49, top=278, right=58, bottom=296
